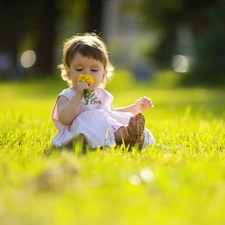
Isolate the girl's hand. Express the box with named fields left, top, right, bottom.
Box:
left=135, top=97, right=154, bottom=113
left=76, top=82, right=89, bottom=95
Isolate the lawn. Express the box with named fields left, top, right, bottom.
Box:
left=0, top=70, right=225, bottom=225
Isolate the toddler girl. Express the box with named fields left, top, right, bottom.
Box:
left=52, top=33, right=155, bottom=149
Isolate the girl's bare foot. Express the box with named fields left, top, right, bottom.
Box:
left=124, top=113, right=145, bottom=149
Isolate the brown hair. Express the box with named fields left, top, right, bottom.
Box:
left=58, top=33, right=114, bottom=86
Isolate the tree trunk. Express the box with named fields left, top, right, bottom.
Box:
left=85, top=0, right=103, bottom=33
left=35, top=0, right=58, bottom=75
left=0, top=0, right=22, bottom=79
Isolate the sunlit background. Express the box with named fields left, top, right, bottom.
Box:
left=0, top=0, right=225, bottom=84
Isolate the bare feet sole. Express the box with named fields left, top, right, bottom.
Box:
left=125, top=113, right=145, bottom=149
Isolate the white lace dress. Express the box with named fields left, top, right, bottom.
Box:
left=51, top=87, right=155, bottom=148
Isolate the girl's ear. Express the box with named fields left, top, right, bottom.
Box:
left=65, top=67, right=71, bottom=79
left=102, top=69, right=107, bottom=82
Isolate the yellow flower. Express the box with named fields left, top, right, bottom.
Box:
left=78, top=74, right=94, bottom=87
left=77, top=74, right=100, bottom=105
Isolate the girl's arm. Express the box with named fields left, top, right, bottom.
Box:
left=114, top=97, right=154, bottom=114
left=57, top=93, right=83, bottom=126
left=57, top=82, right=88, bottom=126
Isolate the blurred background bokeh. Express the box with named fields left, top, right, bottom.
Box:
left=1, top=0, right=225, bottom=85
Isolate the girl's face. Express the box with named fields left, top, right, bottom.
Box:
left=67, top=52, right=107, bottom=90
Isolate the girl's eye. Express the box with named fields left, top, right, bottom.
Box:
left=91, top=69, right=98, bottom=72
left=76, top=69, right=83, bottom=71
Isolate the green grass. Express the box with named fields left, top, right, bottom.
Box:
left=0, top=70, right=225, bottom=225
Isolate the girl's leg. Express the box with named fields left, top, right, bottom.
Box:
left=114, top=126, right=127, bottom=145
left=114, top=113, right=145, bottom=149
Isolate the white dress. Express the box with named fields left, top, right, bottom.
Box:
left=51, top=87, right=155, bottom=149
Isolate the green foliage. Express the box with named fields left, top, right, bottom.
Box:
left=187, top=1, right=225, bottom=84
left=140, top=0, right=225, bottom=84
left=0, top=70, right=225, bottom=225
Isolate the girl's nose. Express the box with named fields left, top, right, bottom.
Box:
left=82, top=69, right=90, bottom=75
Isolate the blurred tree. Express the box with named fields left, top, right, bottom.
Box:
left=33, top=0, right=58, bottom=74
left=85, top=0, right=103, bottom=33
left=140, top=0, right=225, bottom=84
left=0, top=0, right=22, bottom=79
left=140, top=0, right=184, bottom=68
left=0, top=0, right=104, bottom=79
left=189, top=0, right=225, bottom=84
left=0, top=0, right=59, bottom=76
